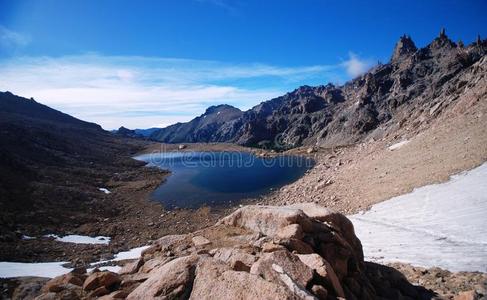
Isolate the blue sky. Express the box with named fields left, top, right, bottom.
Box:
left=1, top=0, right=486, bottom=129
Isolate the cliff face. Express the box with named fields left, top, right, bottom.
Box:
left=150, top=32, right=487, bottom=148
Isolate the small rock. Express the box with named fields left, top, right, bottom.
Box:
left=454, top=290, right=481, bottom=300
left=119, top=258, right=144, bottom=275
left=192, top=235, right=211, bottom=247
left=83, top=271, right=121, bottom=291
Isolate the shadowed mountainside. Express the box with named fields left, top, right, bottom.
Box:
left=0, top=91, right=154, bottom=241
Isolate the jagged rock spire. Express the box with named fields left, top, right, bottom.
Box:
left=429, top=28, right=456, bottom=50
left=439, top=28, right=446, bottom=38
left=477, top=34, right=482, bottom=45
left=391, top=34, right=417, bottom=63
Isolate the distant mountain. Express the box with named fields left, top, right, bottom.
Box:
left=134, top=127, right=160, bottom=137
left=150, top=32, right=487, bottom=148
left=111, top=127, right=161, bottom=138
left=150, top=104, right=243, bottom=143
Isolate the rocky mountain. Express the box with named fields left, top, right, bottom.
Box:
left=112, top=127, right=161, bottom=138
left=150, top=31, right=487, bottom=149
left=134, top=127, right=160, bottom=137
left=150, top=104, right=242, bottom=143
left=114, top=126, right=142, bottom=138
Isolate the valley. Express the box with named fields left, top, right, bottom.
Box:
left=0, top=30, right=486, bottom=299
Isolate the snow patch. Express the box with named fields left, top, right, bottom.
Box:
left=44, top=234, right=111, bottom=245
left=22, top=235, right=36, bottom=240
left=388, top=140, right=409, bottom=150
left=0, top=262, right=71, bottom=278
left=99, top=188, right=111, bottom=194
left=350, top=162, right=487, bottom=272
left=0, top=245, right=147, bottom=278
left=111, top=245, right=149, bottom=261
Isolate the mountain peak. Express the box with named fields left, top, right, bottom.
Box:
left=429, top=28, right=456, bottom=50
left=204, top=104, right=240, bottom=115
left=391, top=34, right=417, bottom=62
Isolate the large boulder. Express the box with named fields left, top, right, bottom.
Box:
left=250, top=250, right=314, bottom=288
left=126, top=255, right=198, bottom=299
left=189, top=257, right=297, bottom=300
left=35, top=203, right=429, bottom=300
left=217, top=205, right=314, bottom=236
left=42, top=273, right=83, bottom=293
left=83, top=271, right=121, bottom=291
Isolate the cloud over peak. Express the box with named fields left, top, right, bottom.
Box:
left=342, top=52, right=374, bottom=78
left=0, top=52, right=373, bottom=129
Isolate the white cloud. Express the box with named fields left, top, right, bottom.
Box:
left=0, top=26, right=30, bottom=50
left=342, top=52, right=374, bottom=78
left=0, top=52, right=371, bottom=130
left=0, top=54, right=342, bottom=129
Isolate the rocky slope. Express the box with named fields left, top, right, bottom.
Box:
left=150, top=104, right=243, bottom=143
left=28, top=204, right=438, bottom=300
left=0, top=91, right=173, bottom=262
left=150, top=32, right=486, bottom=148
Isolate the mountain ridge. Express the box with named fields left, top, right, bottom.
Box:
left=149, top=31, right=486, bottom=148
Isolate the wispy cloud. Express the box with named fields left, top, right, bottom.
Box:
left=0, top=54, right=346, bottom=129
left=195, top=0, right=240, bottom=14
left=342, top=52, right=374, bottom=78
left=0, top=26, right=30, bottom=50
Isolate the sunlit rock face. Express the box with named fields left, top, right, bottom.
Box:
left=34, top=203, right=434, bottom=299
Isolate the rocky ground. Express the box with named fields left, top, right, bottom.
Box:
left=1, top=204, right=442, bottom=300
left=0, top=161, right=230, bottom=264
left=261, top=75, right=487, bottom=215
left=389, top=263, right=487, bottom=299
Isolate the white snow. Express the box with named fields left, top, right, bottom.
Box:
left=350, top=162, right=487, bottom=272
left=44, top=234, right=111, bottom=245
left=388, top=140, right=409, bottom=150
left=99, top=188, right=111, bottom=194
left=21, top=235, right=36, bottom=240
left=0, top=262, right=72, bottom=278
left=111, top=245, right=149, bottom=261
left=0, top=245, right=147, bottom=278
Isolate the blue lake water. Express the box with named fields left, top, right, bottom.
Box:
left=134, top=151, right=314, bottom=209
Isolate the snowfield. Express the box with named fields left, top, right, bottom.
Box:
left=0, top=245, right=148, bottom=278
left=44, top=234, right=111, bottom=245
left=350, top=162, right=487, bottom=272
left=0, top=262, right=71, bottom=278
